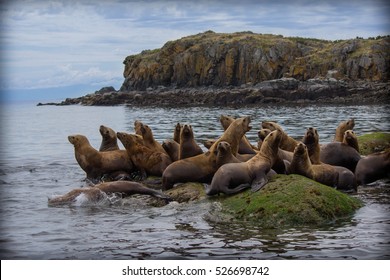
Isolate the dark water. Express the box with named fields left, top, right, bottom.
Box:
left=0, top=102, right=389, bottom=260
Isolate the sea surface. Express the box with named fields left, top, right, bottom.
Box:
left=0, top=102, right=389, bottom=260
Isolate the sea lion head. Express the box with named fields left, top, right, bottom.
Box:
left=134, top=120, right=143, bottom=135
left=241, top=116, right=252, bottom=132
left=181, top=124, right=193, bottom=139
left=303, top=127, right=319, bottom=145
left=219, top=114, right=234, bottom=130
left=345, top=118, right=355, bottom=130
left=261, top=121, right=281, bottom=132
left=343, top=130, right=356, bottom=142
left=294, top=142, right=307, bottom=156
left=68, top=134, right=89, bottom=147
left=99, top=125, right=116, bottom=140
left=117, top=132, right=136, bottom=149
left=217, top=141, right=231, bottom=156
left=258, top=128, right=271, bottom=141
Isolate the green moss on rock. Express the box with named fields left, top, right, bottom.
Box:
left=358, top=132, right=390, bottom=155
left=209, top=174, right=362, bottom=228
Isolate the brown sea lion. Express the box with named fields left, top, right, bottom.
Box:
left=136, top=121, right=168, bottom=155
left=343, top=130, right=359, bottom=152
left=68, top=134, right=133, bottom=181
left=257, top=128, right=271, bottom=150
left=220, top=114, right=257, bottom=154
left=355, top=150, right=390, bottom=185
left=205, top=129, right=282, bottom=195
left=99, top=125, right=120, bottom=152
left=162, top=139, right=180, bottom=162
left=48, top=181, right=172, bottom=206
left=334, top=118, right=355, bottom=142
left=288, top=142, right=356, bottom=190
left=117, top=132, right=172, bottom=177
left=203, top=139, right=215, bottom=149
left=179, top=124, right=204, bottom=159
left=216, top=141, right=241, bottom=168
left=134, top=120, right=143, bottom=136
left=162, top=117, right=252, bottom=190
left=261, top=121, right=299, bottom=152
left=320, top=142, right=361, bottom=172
left=302, top=127, right=321, bottom=164
left=173, top=123, right=182, bottom=143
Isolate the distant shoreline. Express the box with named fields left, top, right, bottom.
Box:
left=37, top=78, right=390, bottom=107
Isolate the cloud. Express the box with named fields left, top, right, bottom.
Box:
left=1, top=0, right=389, bottom=94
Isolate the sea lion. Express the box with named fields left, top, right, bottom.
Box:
left=288, top=142, right=356, bottom=190
left=162, top=117, right=252, bottom=190
left=136, top=121, right=168, bottom=155
left=220, top=114, right=257, bottom=154
left=257, top=128, right=271, bottom=150
left=355, top=150, right=390, bottom=185
left=134, top=120, right=143, bottom=136
left=99, top=125, right=120, bottom=152
left=203, top=139, right=215, bottom=150
left=302, top=127, right=321, bottom=164
left=68, top=134, right=133, bottom=181
left=117, top=132, right=172, bottom=177
left=343, top=130, right=359, bottom=152
left=173, top=123, right=182, bottom=143
left=320, top=142, right=361, bottom=172
left=261, top=121, right=299, bottom=152
left=334, top=118, right=355, bottom=142
left=162, top=139, right=180, bottom=162
left=179, top=124, right=204, bottom=159
left=48, top=181, right=172, bottom=206
left=205, top=129, right=282, bottom=196
left=216, top=141, right=241, bottom=168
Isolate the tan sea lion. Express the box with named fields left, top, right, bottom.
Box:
left=48, top=181, right=172, bottom=206
left=334, top=118, right=355, bottom=142
left=203, top=139, right=215, bottom=149
left=134, top=120, right=143, bottom=136
left=68, top=134, right=133, bottom=181
left=220, top=114, right=257, bottom=154
left=216, top=141, right=241, bottom=168
left=205, top=129, right=282, bottom=196
left=288, top=142, right=356, bottom=190
left=136, top=121, right=168, bottom=155
left=99, top=125, right=120, bottom=152
left=179, top=124, right=204, bottom=159
left=261, top=121, right=299, bottom=152
left=302, top=127, right=321, bottom=164
left=162, top=117, right=252, bottom=190
left=173, top=123, right=182, bottom=143
left=117, top=132, right=172, bottom=178
left=162, top=139, right=180, bottom=162
left=355, top=150, right=390, bottom=185
left=343, top=130, right=359, bottom=152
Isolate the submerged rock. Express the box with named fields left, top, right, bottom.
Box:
left=206, top=174, right=362, bottom=228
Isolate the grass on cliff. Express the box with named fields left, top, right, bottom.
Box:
left=215, top=174, right=362, bottom=228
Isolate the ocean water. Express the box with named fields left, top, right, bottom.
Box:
left=0, top=102, right=389, bottom=259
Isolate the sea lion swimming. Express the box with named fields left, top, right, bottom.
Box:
left=48, top=181, right=172, bottom=206
left=205, top=129, right=282, bottom=196
left=68, top=134, right=134, bottom=181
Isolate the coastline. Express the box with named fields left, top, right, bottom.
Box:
left=37, top=78, right=390, bottom=107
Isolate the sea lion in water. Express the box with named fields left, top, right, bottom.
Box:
left=205, top=130, right=282, bottom=196
left=99, top=125, right=120, bottom=151
left=68, top=134, right=133, bottom=181
left=117, top=132, right=172, bottom=178
left=48, top=181, right=172, bottom=206
left=162, top=139, right=180, bottom=162
left=179, top=124, right=204, bottom=159
left=261, top=121, right=299, bottom=152
left=334, top=118, right=355, bottom=142
left=162, top=117, right=252, bottom=190
left=220, top=115, right=257, bottom=154
left=355, top=149, right=390, bottom=185
left=343, top=130, right=359, bottom=152
left=288, top=142, right=356, bottom=190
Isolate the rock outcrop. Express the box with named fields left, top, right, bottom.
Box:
left=121, top=31, right=389, bottom=91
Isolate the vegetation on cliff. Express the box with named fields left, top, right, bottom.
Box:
left=121, top=31, right=389, bottom=91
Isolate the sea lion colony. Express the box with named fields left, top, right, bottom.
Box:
left=50, top=116, right=389, bottom=205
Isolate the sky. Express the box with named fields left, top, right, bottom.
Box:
left=1, top=0, right=389, bottom=102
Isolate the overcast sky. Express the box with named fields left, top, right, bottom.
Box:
left=1, top=0, right=389, bottom=101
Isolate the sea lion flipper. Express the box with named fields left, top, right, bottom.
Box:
left=223, top=183, right=251, bottom=195
left=251, top=176, right=268, bottom=192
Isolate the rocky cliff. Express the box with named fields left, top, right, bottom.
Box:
left=121, top=31, right=389, bottom=91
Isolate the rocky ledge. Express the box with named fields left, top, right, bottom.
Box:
left=38, top=79, right=389, bottom=107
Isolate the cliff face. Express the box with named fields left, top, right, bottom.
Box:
left=120, top=31, right=389, bottom=91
